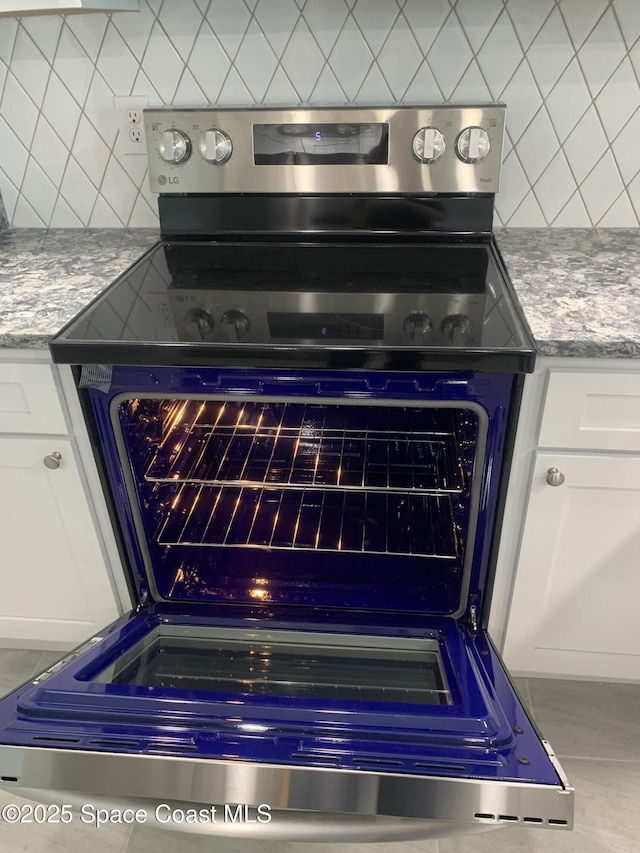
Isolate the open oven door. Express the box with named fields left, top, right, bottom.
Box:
left=0, top=605, right=573, bottom=841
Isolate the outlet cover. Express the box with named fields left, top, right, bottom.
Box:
left=114, top=96, right=149, bottom=156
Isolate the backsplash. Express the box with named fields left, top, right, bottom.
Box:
left=0, top=190, right=8, bottom=231
left=0, top=0, right=639, bottom=228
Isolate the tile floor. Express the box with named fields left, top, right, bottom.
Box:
left=0, top=647, right=638, bottom=853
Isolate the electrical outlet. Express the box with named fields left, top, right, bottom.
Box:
left=114, top=96, right=149, bottom=156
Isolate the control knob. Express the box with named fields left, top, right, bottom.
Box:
left=157, top=129, right=191, bottom=165
left=412, top=127, right=445, bottom=164
left=441, top=314, right=472, bottom=346
left=220, top=310, right=250, bottom=341
left=403, top=312, right=432, bottom=344
left=199, top=129, right=233, bottom=164
left=184, top=308, right=215, bottom=342
left=455, top=126, right=490, bottom=164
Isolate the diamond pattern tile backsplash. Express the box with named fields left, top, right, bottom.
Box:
left=1, top=0, right=640, bottom=228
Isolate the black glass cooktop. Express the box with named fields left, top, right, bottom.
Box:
left=50, top=240, right=536, bottom=372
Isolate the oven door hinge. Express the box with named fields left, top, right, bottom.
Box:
left=136, top=588, right=150, bottom=612
left=469, top=604, right=478, bottom=635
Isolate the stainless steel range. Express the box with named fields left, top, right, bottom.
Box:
left=0, top=105, right=573, bottom=842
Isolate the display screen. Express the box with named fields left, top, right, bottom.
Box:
left=253, top=123, right=388, bottom=165
left=268, top=312, right=384, bottom=340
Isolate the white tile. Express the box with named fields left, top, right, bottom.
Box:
left=97, top=22, right=139, bottom=97
left=500, top=61, right=542, bottom=143
left=352, top=0, right=400, bottom=56
left=494, top=150, right=530, bottom=222
left=0, top=117, right=29, bottom=189
left=131, top=67, right=162, bottom=104
left=402, top=61, right=441, bottom=103
left=377, top=15, right=422, bottom=99
left=50, top=194, right=83, bottom=227
left=526, top=7, right=574, bottom=98
left=506, top=190, right=547, bottom=227
left=301, top=0, right=350, bottom=57
left=0, top=59, right=5, bottom=94
left=0, top=18, right=18, bottom=65
left=89, top=193, right=123, bottom=227
left=66, top=13, right=108, bottom=59
left=327, top=17, right=374, bottom=101
left=476, top=11, right=522, bottom=99
left=627, top=170, right=640, bottom=220
left=454, top=0, right=504, bottom=53
left=504, top=0, right=555, bottom=51
left=580, top=149, right=625, bottom=222
left=578, top=7, right=627, bottom=98
left=73, top=115, right=110, bottom=188
left=53, top=24, right=94, bottom=106
left=0, top=169, right=19, bottom=220
left=559, top=0, right=609, bottom=49
left=99, top=155, right=139, bottom=224
left=545, top=58, right=592, bottom=143
left=263, top=66, right=300, bottom=105
left=449, top=59, right=491, bottom=103
left=206, top=0, right=251, bottom=60
left=83, top=70, right=118, bottom=148
left=598, top=190, right=638, bottom=226
left=188, top=24, right=232, bottom=104
left=128, top=191, right=159, bottom=227
left=0, top=72, right=39, bottom=148
left=217, top=66, right=253, bottom=105
left=310, top=65, right=347, bottom=104
left=158, top=0, right=202, bottom=62
left=611, top=107, right=640, bottom=184
left=514, top=106, right=559, bottom=185
left=59, top=157, right=98, bottom=224
left=562, top=105, right=608, bottom=184
left=111, top=1, right=155, bottom=58
left=356, top=62, right=392, bottom=103
left=20, top=157, right=58, bottom=223
left=533, top=149, right=577, bottom=223
left=234, top=19, right=279, bottom=101
left=9, top=27, right=50, bottom=105
left=12, top=194, right=46, bottom=226
left=254, top=0, right=301, bottom=56
left=281, top=19, right=325, bottom=102
left=552, top=190, right=592, bottom=226
left=30, top=115, right=69, bottom=186
left=428, top=14, right=473, bottom=99
left=172, top=67, right=207, bottom=107
left=141, top=21, right=185, bottom=104
left=402, top=0, right=450, bottom=56
left=614, top=0, right=640, bottom=47
left=21, top=14, right=61, bottom=63
left=595, top=58, right=640, bottom=142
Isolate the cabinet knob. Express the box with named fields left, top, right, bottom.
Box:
left=546, top=467, right=565, bottom=487
left=43, top=452, right=62, bottom=470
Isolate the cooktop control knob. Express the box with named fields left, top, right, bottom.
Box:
left=184, top=308, right=215, bottom=341
left=403, top=312, right=432, bottom=343
left=412, top=127, right=445, bottom=164
left=220, top=310, right=250, bottom=341
left=455, top=126, right=490, bottom=164
left=199, top=129, right=233, bottom=164
left=157, top=129, right=191, bottom=165
left=442, top=314, right=473, bottom=345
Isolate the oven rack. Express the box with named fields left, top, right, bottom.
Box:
left=143, top=407, right=469, bottom=495
left=153, top=484, right=460, bottom=559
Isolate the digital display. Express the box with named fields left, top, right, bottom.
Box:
left=254, top=123, right=389, bottom=165
left=268, top=312, right=384, bottom=340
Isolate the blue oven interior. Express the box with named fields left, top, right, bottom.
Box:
left=0, top=365, right=561, bottom=790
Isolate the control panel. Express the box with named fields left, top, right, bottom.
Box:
left=144, top=105, right=506, bottom=195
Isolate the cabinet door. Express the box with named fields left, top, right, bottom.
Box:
left=503, top=452, right=640, bottom=681
left=0, top=437, right=119, bottom=647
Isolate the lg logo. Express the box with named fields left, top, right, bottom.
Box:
left=157, top=175, right=180, bottom=186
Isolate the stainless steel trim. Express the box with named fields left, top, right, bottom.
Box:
left=0, top=746, right=574, bottom=830
left=144, top=105, right=506, bottom=195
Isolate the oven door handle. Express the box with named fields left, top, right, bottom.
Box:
left=9, top=788, right=499, bottom=842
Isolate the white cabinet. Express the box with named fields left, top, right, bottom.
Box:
left=501, top=360, right=640, bottom=682
left=0, top=353, right=121, bottom=649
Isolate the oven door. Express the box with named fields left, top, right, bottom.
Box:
left=0, top=607, right=573, bottom=841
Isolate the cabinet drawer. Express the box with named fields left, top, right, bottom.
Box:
left=0, top=362, right=68, bottom=435
left=539, top=370, right=640, bottom=452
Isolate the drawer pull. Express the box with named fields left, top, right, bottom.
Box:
left=546, top=467, right=565, bottom=487
left=43, top=452, right=62, bottom=470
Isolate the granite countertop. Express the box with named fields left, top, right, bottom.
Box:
left=0, top=227, right=638, bottom=358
